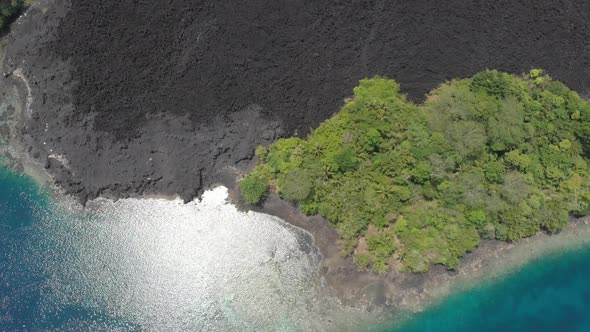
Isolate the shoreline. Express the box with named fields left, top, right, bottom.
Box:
left=260, top=192, right=590, bottom=318
left=3, top=10, right=590, bottom=325
left=4, top=97, right=590, bottom=320
left=4, top=131, right=590, bottom=325
left=4, top=0, right=590, bottom=208
left=223, top=169, right=590, bottom=320
left=4, top=86, right=590, bottom=323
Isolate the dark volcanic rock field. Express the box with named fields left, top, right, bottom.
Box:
left=3, top=0, right=590, bottom=202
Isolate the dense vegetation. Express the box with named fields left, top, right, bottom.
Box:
left=0, top=0, right=28, bottom=31
left=241, top=70, right=590, bottom=273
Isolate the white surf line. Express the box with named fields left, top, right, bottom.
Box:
left=12, top=68, right=33, bottom=118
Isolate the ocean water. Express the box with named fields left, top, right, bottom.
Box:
left=2, top=162, right=590, bottom=332
left=0, top=164, right=367, bottom=331
left=383, top=239, right=590, bottom=331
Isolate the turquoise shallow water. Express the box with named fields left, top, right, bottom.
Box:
left=0, top=164, right=366, bottom=331
left=0, top=165, right=136, bottom=330
left=383, top=239, right=590, bottom=331
left=2, top=162, right=590, bottom=331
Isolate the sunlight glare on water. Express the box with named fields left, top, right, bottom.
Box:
left=25, top=186, right=365, bottom=331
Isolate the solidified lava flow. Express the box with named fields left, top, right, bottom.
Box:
left=54, top=0, right=590, bottom=138
left=4, top=0, right=590, bottom=201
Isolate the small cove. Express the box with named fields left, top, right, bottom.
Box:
left=2, top=161, right=590, bottom=331
left=0, top=164, right=370, bottom=331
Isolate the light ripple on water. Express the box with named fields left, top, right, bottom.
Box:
left=28, top=186, right=367, bottom=331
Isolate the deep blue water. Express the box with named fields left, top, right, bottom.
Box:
left=2, top=162, right=590, bottom=331
left=0, top=165, right=137, bottom=331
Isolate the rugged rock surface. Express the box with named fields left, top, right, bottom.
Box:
left=2, top=0, right=590, bottom=202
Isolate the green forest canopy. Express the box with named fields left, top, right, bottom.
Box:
left=0, top=0, right=29, bottom=31
left=241, top=70, right=590, bottom=273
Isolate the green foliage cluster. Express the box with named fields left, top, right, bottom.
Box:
left=239, top=173, right=268, bottom=205
left=241, top=69, right=590, bottom=273
left=0, top=0, right=29, bottom=31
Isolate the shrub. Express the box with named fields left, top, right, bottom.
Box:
left=239, top=173, right=268, bottom=205
left=353, top=254, right=371, bottom=271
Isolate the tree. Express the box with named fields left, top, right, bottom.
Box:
left=484, top=160, right=505, bottom=183
left=470, top=70, right=512, bottom=98
left=412, top=162, right=432, bottom=184
left=445, top=121, right=487, bottom=161
left=242, top=71, right=590, bottom=273
left=539, top=200, right=568, bottom=234
left=487, top=98, right=526, bottom=152
left=279, top=169, right=314, bottom=202
left=332, top=148, right=359, bottom=173
left=505, top=150, right=531, bottom=171
left=364, top=128, right=383, bottom=152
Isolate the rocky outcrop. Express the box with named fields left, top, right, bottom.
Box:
left=2, top=0, right=590, bottom=202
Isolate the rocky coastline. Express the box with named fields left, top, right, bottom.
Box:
left=3, top=0, right=590, bottom=322
left=223, top=169, right=590, bottom=316
left=3, top=0, right=590, bottom=204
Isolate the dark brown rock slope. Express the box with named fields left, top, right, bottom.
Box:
left=3, top=0, right=590, bottom=202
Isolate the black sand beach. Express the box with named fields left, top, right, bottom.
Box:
left=223, top=171, right=590, bottom=314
